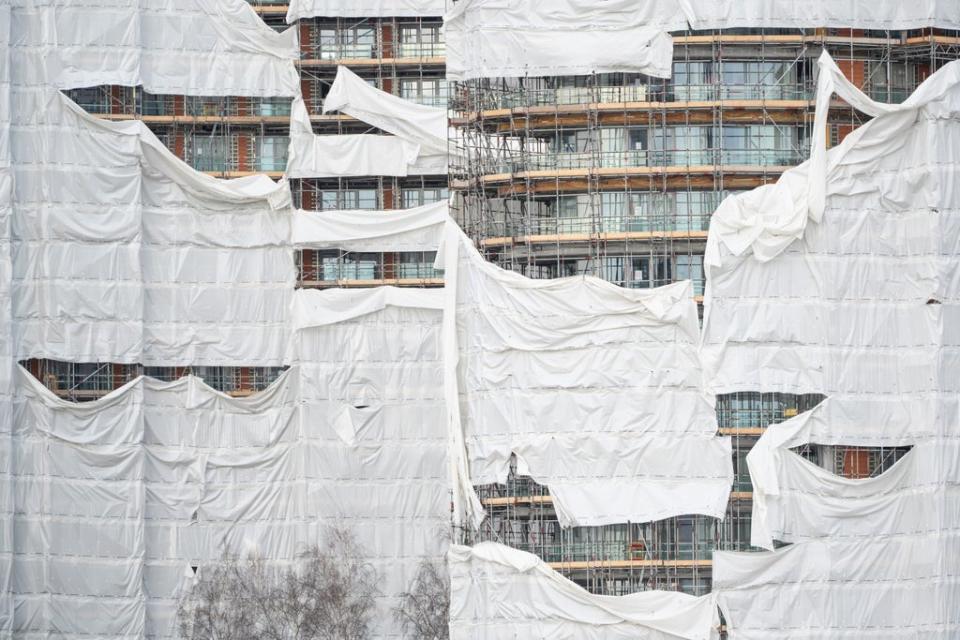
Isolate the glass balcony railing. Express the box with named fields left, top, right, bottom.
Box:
left=497, top=148, right=803, bottom=174
left=299, top=250, right=442, bottom=284
left=477, top=83, right=814, bottom=110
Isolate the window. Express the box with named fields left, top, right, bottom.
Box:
left=399, top=77, right=449, bottom=108
left=318, top=189, right=380, bottom=211
left=676, top=254, right=704, bottom=296
left=257, top=136, right=288, bottom=172
left=398, top=23, right=444, bottom=57
left=721, top=125, right=800, bottom=166
left=401, top=187, right=448, bottom=208
left=627, top=256, right=672, bottom=289
left=190, top=136, right=233, bottom=172
left=316, top=25, right=376, bottom=60
left=398, top=251, right=440, bottom=279
left=65, top=86, right=112, bottom=113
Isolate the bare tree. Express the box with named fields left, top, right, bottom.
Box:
left=394, top=559, right=450, bottom=640
left=178, top=526, right=379, bottom=640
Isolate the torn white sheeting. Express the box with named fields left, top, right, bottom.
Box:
left=289, top=290, right=450, bottom=637
left=286, top=0, right=446, bottom=23
left=439, top=223, right=731, bottom=527
left=286, top=97, right=445, bottom=178
left=10, top=0, right=299, bottom=97
left=323, top=66, right=447, bottom=153
left=713, top=398, right=960, bottom=638
left=744, top=398, right=956, bottom=551
left=701, top=52, right=960, bottom=400
left=292, top=201, right=448, bottom=251
left=8, top=288, right=450, bottom=638
left=10, top=365, right=305, bottom=638
left=444, top=0, right=675, bottom=81
left=444, top=1, right=960, bottom=81
left=449, top=543, right=720, bottom=640
left=12, top=90, right=294, bottom=366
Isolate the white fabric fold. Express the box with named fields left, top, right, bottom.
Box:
left=449, top=542, right=720, bottom=640
left=440, top=222, right=732, bottom=527
left=12, top=91, right=295, bottom=366
left=7, top=286, right=450, bottom=638
left=285, top=70, right=448, bottom=179
left=445, top=1, right=960, bottom=82
left=323, top=66, right=447, bottom=153
left=714, top=397, right=960, bottom=639
left=701, top=53, right=960, bottom=397
left=292, top=201, right=448, bottom=251
left=10, top=0, right=299, bottom=97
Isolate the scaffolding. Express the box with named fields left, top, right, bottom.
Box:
left=28, top=5, right=960, bottom=609
left=450, top=26, right=960, bottom=600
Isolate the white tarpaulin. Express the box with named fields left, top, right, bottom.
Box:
left=449, top=542, right=719, bottom=640
left=444, top=0, right=960, bottom=81
left=444, top=0, right=675, bottom=81
left=286, top=70, right=447, bottom=178
left=286, top=0, right=447, bottom=23
left=439, top=223, right=732, bottom=527
left=292, top=201, right=448, bottom=252
left=10, top=0, right=299, bottom=97
left=323, top=66, right=447, bottom=154
left=5, top=286, right=450, bottom=638
left=713, top=398, right=960, bottom=638
left=701, top=51, right=960, bottom=411
left=289, top=289, right=450, bottom=638
left=11, top=90, right=295, bottom=366
left=705, top=53, right=960, bottom=640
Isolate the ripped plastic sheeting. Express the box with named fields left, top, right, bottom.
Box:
left=9, top=0, right=299, bottom=97
left=323, top=66, right=447, bottom=154
left=448, top=542, right=720, bottom=640
left=439, top=223, right=732, bottom=528
left=712, top=398, right=960, bottom=638
left=444, top=0, right=960, bottom=81
left=701, top=53, right=960, bottom=402
left=292, top=201, right=448, bottom=251
left=285, top=73, right=448, bottom=178
left=289, top=295, right=450, bottom=638
left=286, top=0, right=447, bottom=22
left=11, top=90, right=294, bottom=366
left=5, top=289, right=449, bottom=638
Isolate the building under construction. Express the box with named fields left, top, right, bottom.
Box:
left=9, top=1, right=960, bottom=637
left=451, top=23, right=958, bottom=597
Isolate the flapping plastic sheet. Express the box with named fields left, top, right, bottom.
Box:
left=12, top=90, right=295, bottom=366
left=286, top=70, right=448, bottom=178
left=5, top=287, right=450, bottom=638
left=449, top=542, right=720, bottom=640
left=701, top=52, right=960, bottom=406
left=286, top=0, right=447, bottom=22
left=323, top=66, right=447, bottom=154
left=705, top=54, right=960, bottom=639
left=292, top=201, right=449, bottom=252
left=439, top=223, right=732, bottom=527
left=10, top=0, right=299, bottom=97
left=713, top=398, right=960, bottom=638
left=444, top=0, right=960, bottom=81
